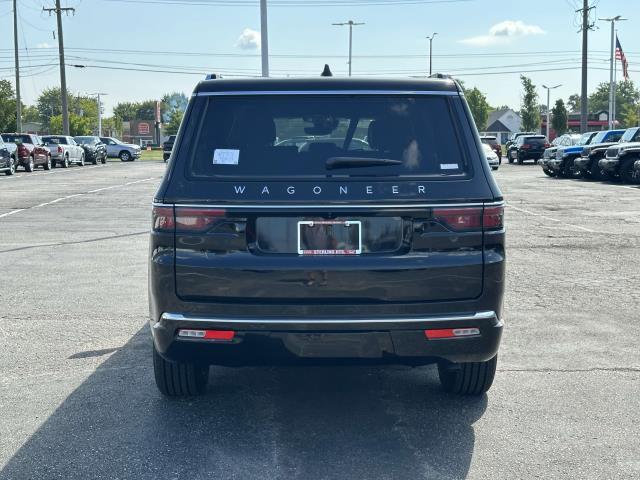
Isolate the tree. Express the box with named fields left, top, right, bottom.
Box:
left=588, top=80, right=640, bottom=118
left=49, top=113, right=92, bottom=136
left=164, top=110, right=184, bottom=136
left=567, top=94, right=581, bottom=112
left=0, top=80, right=17, bottom=132
left=620, top=103, right=639, bottom=129
left=520, top=75, right=540, bottom=132
left=22, top=105, right=40, bottom=123
left=161, top=92, right=188, bottom=123
left=465, top=87, right=490, bottom=131
left=101, top=116, right=123, bottom=137
left=113, top=102, right=137, bottom=121
left=551, top=99, right=568, bottom=136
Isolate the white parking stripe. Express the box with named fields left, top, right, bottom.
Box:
left=506, top=204, right=596, bottom=233
left=0, top=177, right=157, bottom=220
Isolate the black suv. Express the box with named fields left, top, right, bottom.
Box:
left=507, top=135, right=548, bottom=164
left=162, top=135, right=176, bottom=162
left=149, top=77, right=505, bottom=397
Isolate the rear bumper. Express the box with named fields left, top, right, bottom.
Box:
left=151, top=310, right=503, bottom=366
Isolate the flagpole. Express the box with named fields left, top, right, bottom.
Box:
left=599, top=16, right=626, bottom=129
left=613, top=32, right=617, bottom=127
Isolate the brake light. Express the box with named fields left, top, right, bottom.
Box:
left=483, top=206, right=504, bottom=230
left=58, top=146, right=63, bottom=154
left=152, top=206, right=174, bottom=232
left=175, top=207, right=226, bottom=231
left=433, top=208, right=482, bottom=231
left=433, top=206, right=503, bottom=231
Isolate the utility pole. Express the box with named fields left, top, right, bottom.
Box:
left=43, top=1, right=74, bottom=135
left=12, top=0, right=21, bottom=132
left=333, top=20, right=365, bottom=77
left=87, top=93, right=107, bottom=136
left=426, top=33, right=437, bottom=76
left=598, top=16, right=626, bottom=128
left=260, top=0, right=269, bottom=77
left=542, top=84, right=562, bottom=139
left=578, top=0, right=594, bottom=133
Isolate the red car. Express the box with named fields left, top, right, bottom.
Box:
left=480, top=136, right=502, bottom=163
left=0, top=133, right=52, bottom=172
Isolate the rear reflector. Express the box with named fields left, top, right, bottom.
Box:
left=424, top=328, right=480, bottom=339
left=178, top=329, right=235, bottom=341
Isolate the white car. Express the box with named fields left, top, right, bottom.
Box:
left=42, top=135, right=86, bottom=168
left=482, top=143, right=499, bottom=171
left=99, top=137, right=142, bottom=162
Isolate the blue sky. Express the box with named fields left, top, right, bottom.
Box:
left=1, top=0, right=638, bottom=115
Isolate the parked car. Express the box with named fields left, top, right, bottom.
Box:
left=547, top=131, right=598, bottom=178
left=99, top=137, right=141, bottom=162
left=41, top=135, right=85, bottom=168
left=507, top=134, right=548, bottom=164
left=574, top=129, right=626, bottom=180
left=505, top=131, right=535, bottom=151
left=162, top=135, right=176, bottom=162
left=599, top=127, right=640, bottom=183
left=0, top=133, right=51, bottom=172
left=538, top=133, right=581, bottom=177
left=149, top=76, right=505, bottom=397
left=0, top=136, right=15, bottom=176
left=74, top=136, right=107, bottom=165
left=482, top=143, right=499, bottom=170
left=479, top=135, right=502, bottom=162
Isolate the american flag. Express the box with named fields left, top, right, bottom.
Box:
left=615, top=36, right=629, bottom=81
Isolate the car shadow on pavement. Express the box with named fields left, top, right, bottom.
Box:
left=1, top=327, right=487, bottom=480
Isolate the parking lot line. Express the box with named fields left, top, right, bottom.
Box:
left=506, top=204, right=597, bottom=233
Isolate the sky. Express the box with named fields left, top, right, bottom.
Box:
left=0, top=0, right=638, bottom=116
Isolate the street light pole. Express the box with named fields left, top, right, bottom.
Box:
left=12, top=0, right=22, bottom=132
left=599, top=16, right=627, bottom=129
left=87, top=93, right=107, bottom=136
left=332, top=20, right=364, bottom=76
left=542, top=84, right=562, bottom=139
left=260, top=0, right=269, bottom=77
left=426, top=33, right=437, bottom=76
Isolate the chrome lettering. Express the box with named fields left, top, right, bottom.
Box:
left=418, top=185, right=425, bottom=194
left=234, top=185, right=246, bottom=194
left=261, top=186, right=270, bottom=195
left=287, top=186, right=295, bottom=195
left=339, top=186, right=348, bottom=195
left=392, top=186, right=399, bottom=194
left=313, top=186, right=322, bottom=195
left=366, top=186, right=373, bottom=194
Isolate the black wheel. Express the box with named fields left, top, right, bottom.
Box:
left=25, top=156, right=35, bottom=172
left=5, top=157, right=15, bottom=176
left=43, top=155, right=51, bottom=171
left=101, top=153, right=107, bottom=164
left=542, top=167, right=555, bottom=177
left=438, top=355, right=497, bottom=395
left=62, top=155, right=69, bottom=168
left=620, top=159, right=638, bottom=184
left=119, top=151, right=131, bottom=162
left=588, top=161, right=604, bottom=180
left=517, top=154, right=523, bottom=165
left=153, top=344, right=209, bottom=397
left=92, top=155, right=98, bottom=165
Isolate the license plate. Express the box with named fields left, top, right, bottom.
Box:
left=297, top=220, right=362, bottom=255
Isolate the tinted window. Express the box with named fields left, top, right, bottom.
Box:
left=620, top=128, right=640, bottom=143
left=2, top=134, right=31, bottom=144
left=522, top=136, right=546, bottom=145
left=606, top=132, right=624, bottom=142
left=75, top=136, right=98, bottom=145
left=186, top=95, right=468, bottom=178
left=42, top=136, right=68, bottom=145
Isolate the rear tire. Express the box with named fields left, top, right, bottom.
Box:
left=78, top=154, right=85, bottom=167
left=43, top=155, right=51, bottom=171
left=5, top=157, right=15, bottom=176
left=542, top=167, right=555, bottom=177
left=25, top=156, right=35, bottom=172
left=62, top=155, right=69, bottom=168
left=438, top=355, right=497, bottom=395
left=620, top=159, right=638, bottom=184
left=153, top=344, right=209, bottom=397
left=119, top=151, right=131, bottom=162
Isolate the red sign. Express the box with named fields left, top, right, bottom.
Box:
left=138, top=122, right=150, bottom=135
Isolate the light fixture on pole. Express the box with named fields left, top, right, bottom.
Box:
left=332, top=20, right=365, bottom=77
left=87, top=92, right=107, bottom=136
left=598, top=15, right=627, bottom=129
left=426, top=32, right=437, bottom=76
left=542, top=84, right=562, bottom=139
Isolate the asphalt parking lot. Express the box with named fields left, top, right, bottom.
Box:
left=0, top=160, right=639, bottom=480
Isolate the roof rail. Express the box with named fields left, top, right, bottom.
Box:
left=429, top=73, right=464, bottom=95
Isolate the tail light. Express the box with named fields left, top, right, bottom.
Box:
left=151, top=205, right=226, bottom=232
left=57, top=146, right=63, bottom=154
left=521, top=144, right=531, bottom=149
left=18, top=144, right=28, bottom=155
left=544, top=142, right=551, bottom=148
left=432, top=205, right=503, bottom=232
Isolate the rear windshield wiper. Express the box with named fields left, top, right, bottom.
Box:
left=326, top=157, right=402, bottom=170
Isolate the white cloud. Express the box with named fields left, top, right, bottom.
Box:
left=460, top=20, right=545, bottom=47
left=36, top=42, right=52, bottom=49
left=236, top=28, right=261, bottom=50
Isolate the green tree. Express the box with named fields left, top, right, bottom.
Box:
left=465, top=87, right=490, bottom=131
left=520, top=75, right=540, bottom=132
left=135, top=100, right=158, bottom=121
left=164, top=110, right=184, bottom=136
left=113, top=102, right=137, bottom=121
left=620, top=103, right=639, bottom=128
left=588, top=80, right=640, bottom=117
left=551, top=99, right=568, bottom=135
left=567, top=94, right=581, bottom=112
left=161, top=92, right=188, bottom=123
left=0, top=80, right=17, bottom=132
left=22, top=105, right=40, bottom=123
left=101, top=116, right=123, bottom=137
left=49, top=113, right=93, bottom=136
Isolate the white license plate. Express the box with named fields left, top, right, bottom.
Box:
left=297, top=220, right=362, bottom=255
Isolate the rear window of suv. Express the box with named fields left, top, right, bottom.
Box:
left=185, top=94, right=469, bottom=179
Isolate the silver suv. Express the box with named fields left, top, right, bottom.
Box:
left=99, top=137, right=141, bottom=162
